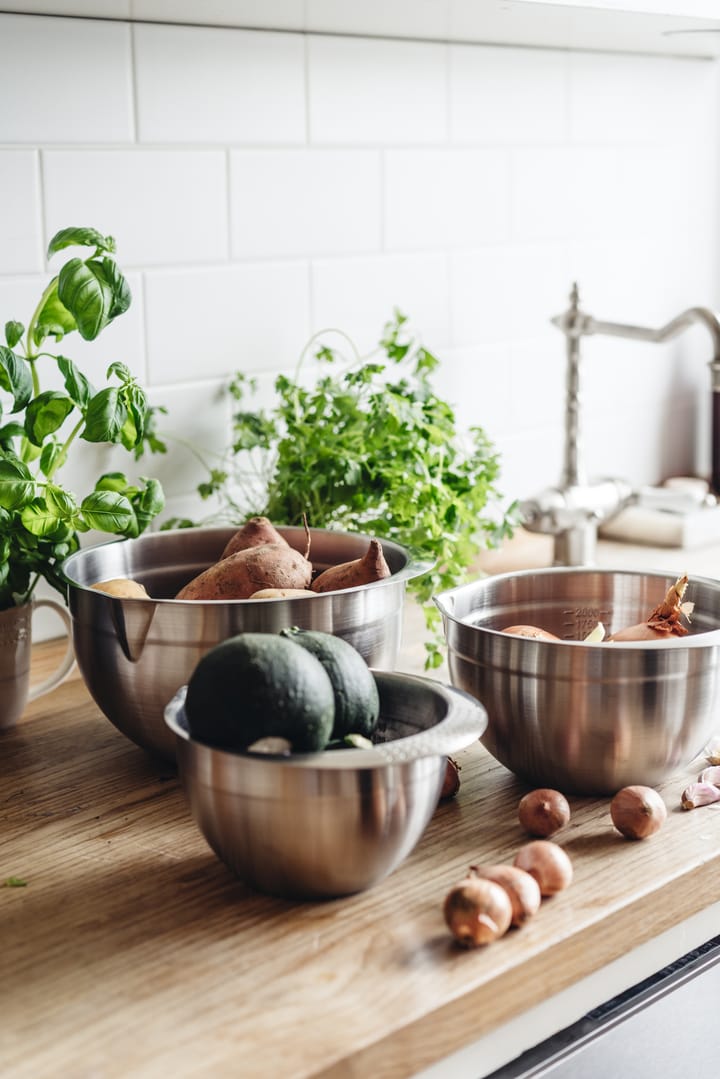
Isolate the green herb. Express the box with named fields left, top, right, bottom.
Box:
left=0, top=227, right=166, bottom=610
left=169, top=311, right=516, bottom=667
left=3, top=876, right=27, bottom=887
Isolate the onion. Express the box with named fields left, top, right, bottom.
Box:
left=610, top=785, right=667, bottom=839
left=608, top=575, right=693, bottom=642
left=513, top=840, right=573, bottom=896
left=501, top=625, right=560, bottom=640
left=518, top=788, right=571, bottom=838
left=439, top=757, right=461, bottom=801
left=443, top=876, right=513, bottom=947
left=469, top=864, right=541, bottom=927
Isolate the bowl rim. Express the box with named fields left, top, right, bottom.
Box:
left=433, top=565, right=720, bottom=649
left=163, top=670, right=487, bottom=769
left=61, top=524, right=435, bottom=601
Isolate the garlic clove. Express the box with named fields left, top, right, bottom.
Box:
left=583, top=622, right=606, bottom=643
left=697, top=765, right=720, bottom=786
left=681, top=782, right=720, bottom=810
left=704, top=735, right=720, bottom=766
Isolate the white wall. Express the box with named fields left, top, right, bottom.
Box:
left=1, top=10, right=718, bottom=528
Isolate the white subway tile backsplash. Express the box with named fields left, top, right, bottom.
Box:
left=230, top=150, right=382, bottom=258
left=311, top=253, right=451, bottom=355
left=308, top=36, right=447, bottom=145
left=0, top=152, right=42, bottom=274
left=438, top=343, right=514, bottom=441
left=42, top=150, right=228, bottom=267
left=0, top=9, right=715, bottom=500
left=568, top=52, right=716, bottom=147
left=0, top=14, right=133, bottom=143
left=450, top=45, right=568, bottom=145
left=144, top=380, right=232, bottom=498
left=385, top=148, right=511, bottom=251
left=134, top=23, right=305, bottom=144
left=144, top=263, right=310, bottom=384
left=449, top=243, right=570, bottom=346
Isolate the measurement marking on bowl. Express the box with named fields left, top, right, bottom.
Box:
left=562, top=607, right=611, bottom=639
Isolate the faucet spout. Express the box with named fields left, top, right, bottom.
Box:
left=523, top=283, right=720, bottom=566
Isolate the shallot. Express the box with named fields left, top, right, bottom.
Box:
left=468, top=864, right=541, bottom=927
left=500, top=625, right=560, bottom=640
left=439, top=757, right=461, bottom=801
left=608, top=575, right=693, bottom=642
left=610, top=785, right=666, bottom=839
left=518, top=789, right=571, bottom=838
left=513, top=840, right=573, bottom=896
left=443, top=875, right=513, bottom=947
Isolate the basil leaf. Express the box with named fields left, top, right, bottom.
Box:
left=82, top=387, right=127, bottom=443
left=133, top=477, right=165, bottom=532
left=33, top=278, right=77, bottom=345
left=92, top=257, right=131, bottom=321
left=0, top=421, right=25, bottom=445
left=0, top=458, right=34, bottom=509
left=81, top=489, right=136, bottom=534
left=39, top=440, right=63, bottom=478
left=0, top=347, right=33, bottom=412
left=20, top=497, right=69, bottom=539
left=5, top=321, right=24, bottom=349
left=57, top=258, right=112, bottom=341
left=94, top=471, right=130, bottom=493
left=24, top=391, right=75, bottom=446
left=47, top=227, right=116, bottom=257
left=57, top=356, right=93, bottom=409
left=45, top=483, right=78, bottom=519
left=107, top=360, right=132, bottom=382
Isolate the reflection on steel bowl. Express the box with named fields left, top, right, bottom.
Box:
left=164, top=670, right=487, bottom=899
left=435, top=567, right=720, bottom=795
left=62, top=526, right=431, bottom=760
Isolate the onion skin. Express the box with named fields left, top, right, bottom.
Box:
left=610, top=785, right=667, bottom=839
left=518, top=789, right=571, bottom=838
left=501, top=625, right=560, bottom=641
left=443, top=877, right=513, bottom=947
left=469, top=864, right=541, bottom=927
left=513, top=840, right=573, bottom=896
left=608, top=575, right=691, bottom=641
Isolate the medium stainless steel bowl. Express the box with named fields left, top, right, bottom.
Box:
left=164, top=670, right=486, bottom=899
left=62, top=526, right=430, bottom=760
left=435, top=567, right=720, bottom=795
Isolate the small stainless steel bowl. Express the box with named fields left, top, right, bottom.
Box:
left=435, top=567, right=720, bottom=795
left=62, top=526, right=431, bottom=760
left=164, top=670, right=486, bottom=899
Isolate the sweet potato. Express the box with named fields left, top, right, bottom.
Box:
left=175, top=542, right=312, bottom=600
left=91, top=578, right=150, bottom=598
left=220, top=516, right=289, bottom=560
left=311, top=538, right=391, bottom=594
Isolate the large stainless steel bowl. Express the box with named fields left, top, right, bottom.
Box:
left=435, top=567, right=720, bottom=795
left=62, top=526, right=430, bottom=760
left=164, top=670, right=486, bottom=899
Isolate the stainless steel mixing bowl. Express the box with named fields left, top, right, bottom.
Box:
left=62, top=526, right=430, bottom=760
left=435, top=567, right=720, bottom=795
left=164, top=670, right=487, bottom=899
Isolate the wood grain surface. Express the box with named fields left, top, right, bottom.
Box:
left=2, top=639, right=720, bottom=1079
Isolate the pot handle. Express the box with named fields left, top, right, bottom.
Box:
left=28, top=599, right=75, bottom=701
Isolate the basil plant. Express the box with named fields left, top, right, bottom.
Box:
left=0, top=227, right=165, bottom=610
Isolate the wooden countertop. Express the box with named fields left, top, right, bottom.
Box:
left=2, top=635, right=720, bottom=1079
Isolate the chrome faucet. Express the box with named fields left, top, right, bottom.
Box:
left=520, top=283, right=720, bottom=566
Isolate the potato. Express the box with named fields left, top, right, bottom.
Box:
left=311, top=538, right=391, bottom=594
left=249, top=588, right=317, bottom=599
left=90, top=577, right=150, bottom=598
left=175, top=542, right=312, bottom=600
left=220, top=516, right=289, bottom=560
